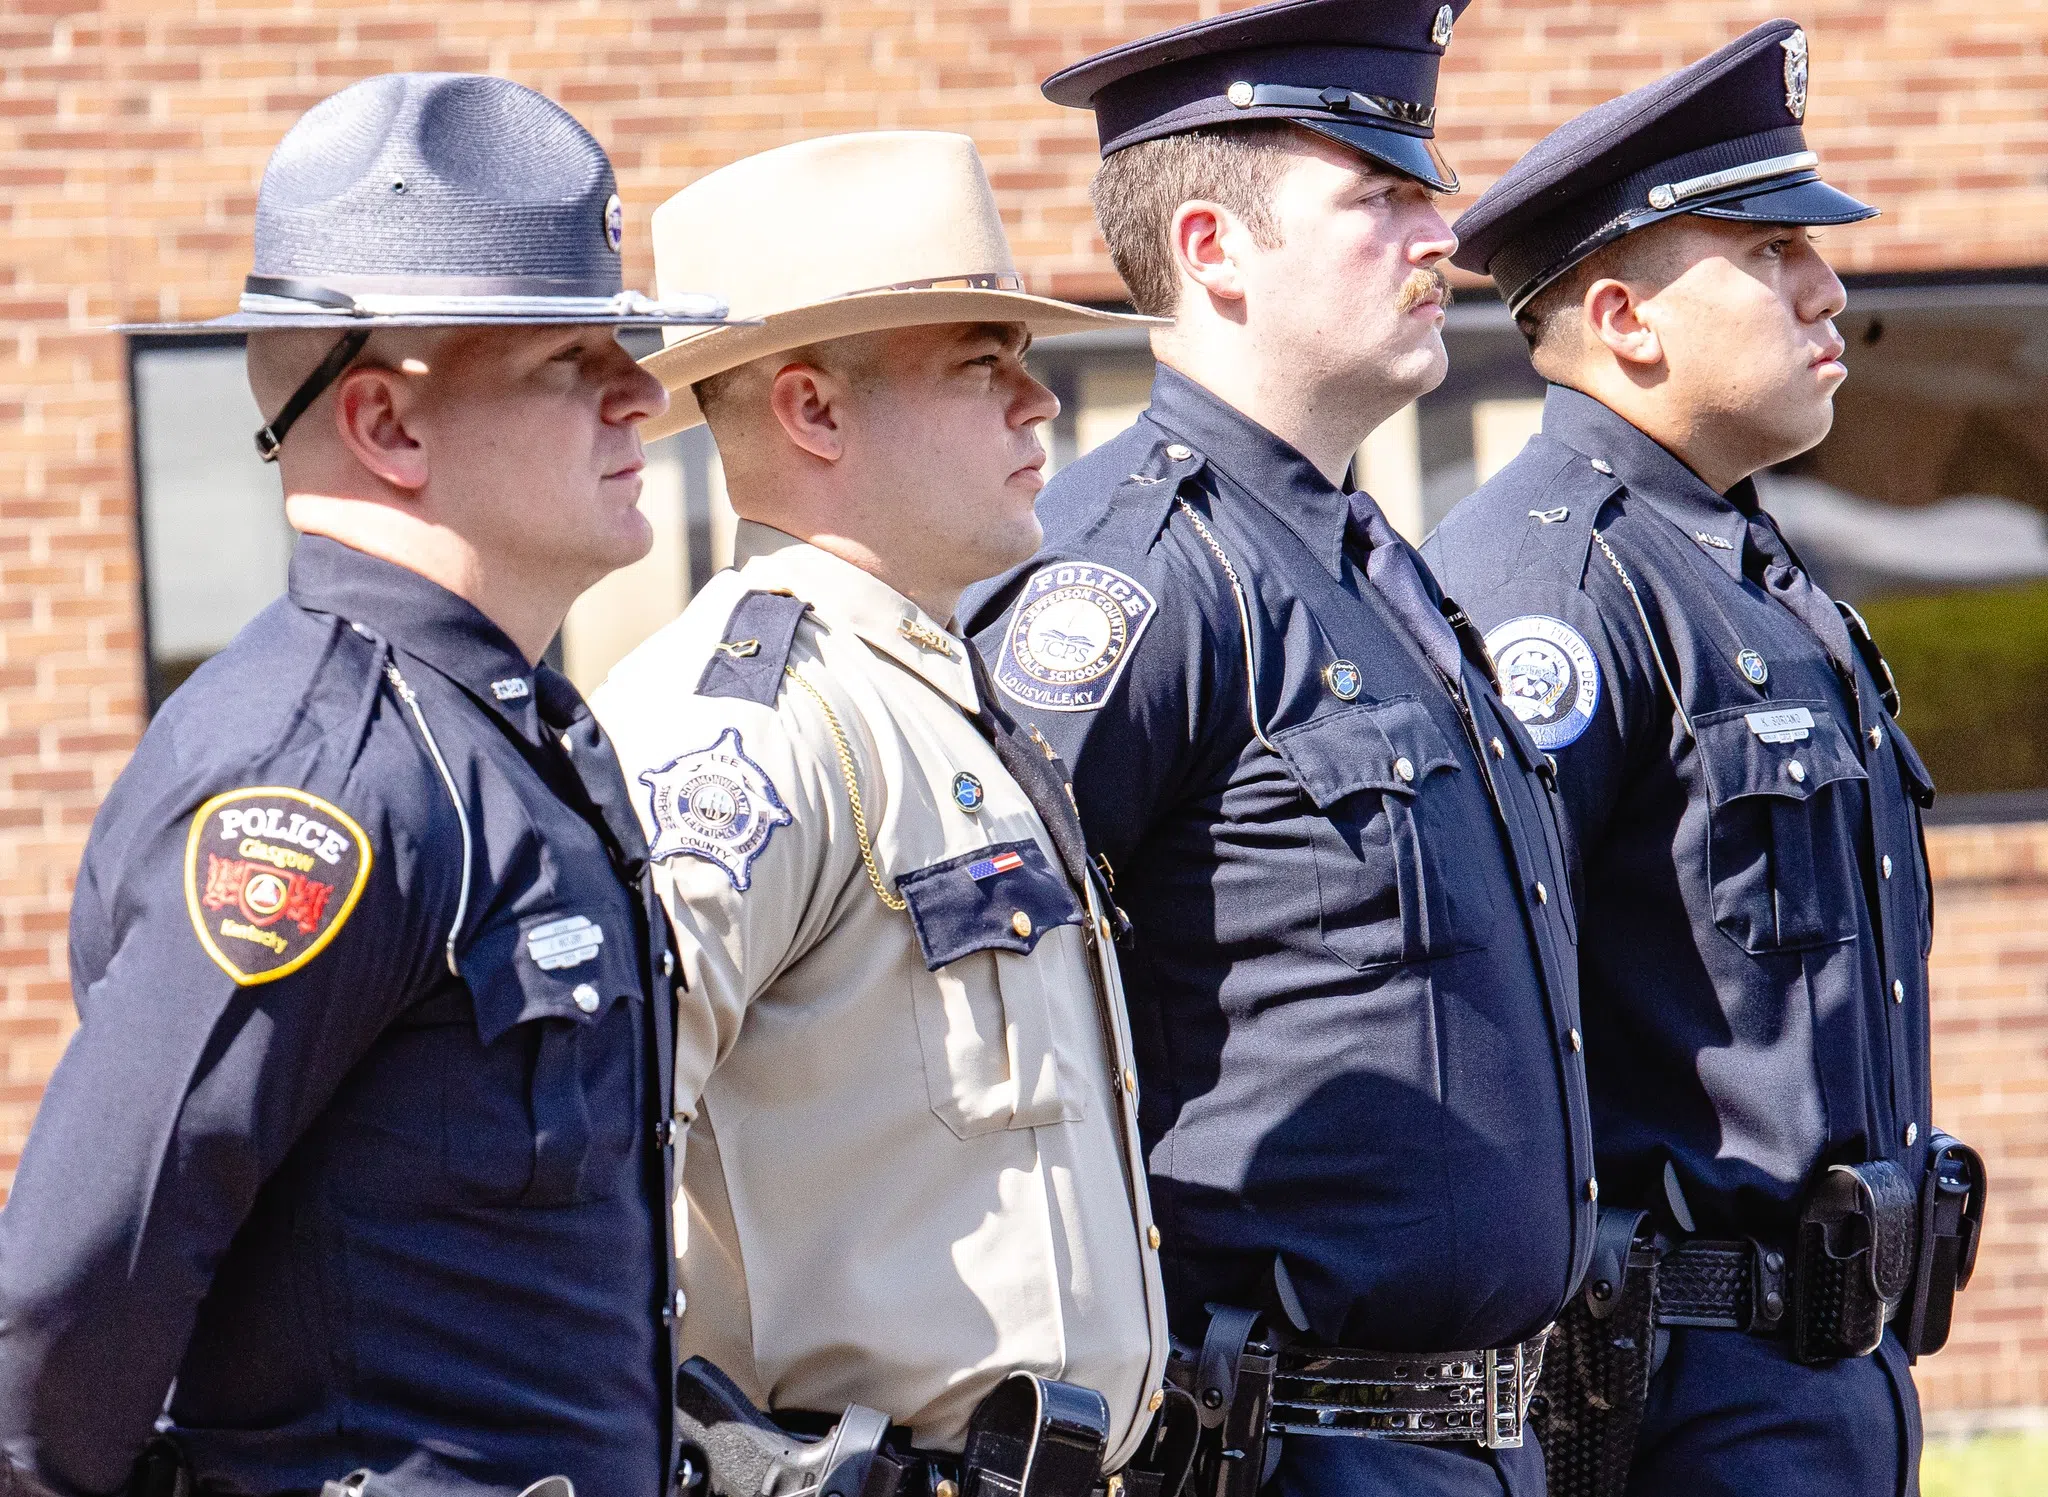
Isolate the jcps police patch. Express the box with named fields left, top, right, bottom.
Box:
left=640, top=726, right=792, bottom=891
left=184, top=786, right=372, bottom=985
left=994, top=561, right=1157, bottom=713
left=1485, top=615, right=1602, bottom=750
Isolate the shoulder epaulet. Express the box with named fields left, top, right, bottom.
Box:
left=1090, top=424, right=1210, bottom=553
left=1499, top=434, right=1625, bottom=589
left=695, top=590, right=809, bottom=706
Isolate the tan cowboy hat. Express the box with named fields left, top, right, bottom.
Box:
left=639, top=131, right=1160, bottom=439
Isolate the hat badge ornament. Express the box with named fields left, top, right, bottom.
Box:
left=1781, top=28, right=1809, bottom=121
left=1431, top=5, right=1455, bottom=47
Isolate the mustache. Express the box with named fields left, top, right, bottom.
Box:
left=1397, top=267, right=1454, bottom=314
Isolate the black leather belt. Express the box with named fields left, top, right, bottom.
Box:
left=1268, top=1332, right=1549, bottom=1449
left=1652, top=1238, right=1791, bottom=1336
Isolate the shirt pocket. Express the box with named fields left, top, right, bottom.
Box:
left=451, top=908, right=644, bottom=1206
left=1272, top=698, right=1492, bottom=971
left=1696, top=703, right=1869, bottom=954
left=896, top=839, right=1090, bottom=1139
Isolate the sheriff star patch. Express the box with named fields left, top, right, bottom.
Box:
left=1486, top=615, right=1602, bottom=750
left=184, top=786, right=372, bottom=985
left=639, top=726, right=791, bottom=891
left=993, top=561, right=1158, bottom=713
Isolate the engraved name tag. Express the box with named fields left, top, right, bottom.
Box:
left=1746, top=706, right=1815, bottom=744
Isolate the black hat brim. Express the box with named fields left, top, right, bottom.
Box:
left=1688, top=175, right=1878, bottom=228
left=1295, top=117, right=1458, bottom=193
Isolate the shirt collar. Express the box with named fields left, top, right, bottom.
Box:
left=287, top=533, right=547, bottom=741
left=1144, top=362, right=1354, bottom=580
left=732, top=521, right=981, bottom=716
left=1541, top=383, right=1748, bottom=579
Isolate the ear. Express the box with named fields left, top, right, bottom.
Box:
left=1169, top=200, right=1251, bottom=308
left=1585, top=278, right=1664, bottom=369
left=333, top=365, right=430, bottom=492
left=767, top=362, right=848, bottom=463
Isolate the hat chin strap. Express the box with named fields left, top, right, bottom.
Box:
left=254, top=328, right=372, bottom=463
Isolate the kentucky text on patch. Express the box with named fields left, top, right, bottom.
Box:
left=993, top=560, right=1158, bottom=712
left=184, top=786, right=372, bottom=984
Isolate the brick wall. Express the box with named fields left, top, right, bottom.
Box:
left=3, top=0, right=2046, bottom=1419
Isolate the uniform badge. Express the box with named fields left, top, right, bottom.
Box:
left=993, top=561, right=1158, bottom=713
left=1323, top=660, right=1363, bottom=701
left=603, top=193, right=625, bottom=253
left=184, top=786, right=372, bottom=985
left=1737, top=648, right=1771, bottom=686
left=1485, top=616, right=1601, bottom=750
left=1781, top=29, right=1809, bottom=121
left=1431, top=4, right=1455, bottom=47
left=640, top=726, right=791, bottom=891
left=952, top=771, right=986, bottom=813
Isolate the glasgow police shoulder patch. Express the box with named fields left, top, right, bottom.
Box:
left=184, top=786, right=373, bottom=985
left=992, top=561, right=1158, bottom=713
left=639, top=726, right=792, bottom=892
left=1485, top=615, right=1602, bottom=750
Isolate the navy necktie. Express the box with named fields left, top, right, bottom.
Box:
left=533, top=662, right=653, bottom=878
left=1739, top=508, right=1860, bottom=695
left=1345, top=492, right=1465, bottom=684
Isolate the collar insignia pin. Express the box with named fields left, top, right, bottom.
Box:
left=1530, top=506, right=1570, bottom=525
left=1324, top=659, right=1363, bottom=701
left=1782, top=29, right=1809, bottom=121
left=952, top=771, right=985, bottom=813
left=490, top=677, right=531, bottom=701
left=898, top=617, right=957, bottom=658
left=1737, top=648, right=1770, bottom=686
left=1695, top=531, right=1734, bottom=551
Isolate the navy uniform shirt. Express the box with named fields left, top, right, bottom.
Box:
left=964, top=367, right=1594, bottom=1353
left=1424, top=385, right=1935, bottom=1239
left=0, top=536, right=678, bottom=1497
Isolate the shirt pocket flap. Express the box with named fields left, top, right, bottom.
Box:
left=1272, top=698, right=1460, bottom=810
left=459, top=910, right=637, bottom=1047
left=1697, top=703, right=1868, bottom=809
left=896, top=839, right=1083, bottom=973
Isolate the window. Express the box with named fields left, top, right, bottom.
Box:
left=127, top=331, right=732, bottom=706
left=1027, top=276, right=2048, bottom=822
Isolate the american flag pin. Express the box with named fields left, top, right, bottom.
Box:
left=968, top=850, right=1025, bottom=881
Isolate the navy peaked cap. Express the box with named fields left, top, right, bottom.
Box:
left=1451, top=20, right=1875, bottom=312
left=1043, top=0, right=1474, bottom=192
left=125, top=72, right=731, bottom=333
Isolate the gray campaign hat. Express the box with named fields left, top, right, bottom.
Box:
left=122, top=72, right=733, bottom=334
left=1042, top=0, right=1474, bottom=194
left=1452, top=20, right=1877, bottom=314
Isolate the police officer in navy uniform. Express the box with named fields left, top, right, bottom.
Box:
left=0, top=75, right=735, bottom=1497
left=964, top=4, right=1595, bottom=1494
left=1426, top=23, right=1981, bottom=1497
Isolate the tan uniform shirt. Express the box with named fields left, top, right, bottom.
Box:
left=593, top=522, right=1166, bottom=1464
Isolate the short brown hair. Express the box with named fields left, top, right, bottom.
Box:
left=1091, top=123, right=1298, bottom=317
left=1515, top=222, right=1685, bottom=357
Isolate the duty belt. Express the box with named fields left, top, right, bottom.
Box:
left=1269, top=1334, right=1550, bottom=1448
left=1650, top=1238, right=1791, bottom=1335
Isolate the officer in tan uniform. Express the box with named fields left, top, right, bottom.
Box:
left=593, top=133, right=1186, bottom=1497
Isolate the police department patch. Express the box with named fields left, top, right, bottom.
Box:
left=184, top=786, right=372, bottom=985
left=639, top=726, right=791, bottom=891
left=1485, top=615, right=1601, bottom=750
left=993, top=561, right=1157, bottom=713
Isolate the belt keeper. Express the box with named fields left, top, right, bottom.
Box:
left=1748, top=1239, right=1789, bottom=1333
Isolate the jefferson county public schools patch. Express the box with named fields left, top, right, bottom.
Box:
left=639, top=726, right=791, bottom=892
left=992, top=561, right=1158, bottom=713
left=1485, top=615, right=1602, bottom=751
left=184, top=786, right=372, bottom=985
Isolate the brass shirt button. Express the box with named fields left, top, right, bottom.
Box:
left=1394, top=756, right=1415, bottom=783
left=1869, top=726, right=1884, bottom=750
left=1490, top=737, right=1505, bottom=759
left=1569, top=1028, right=1583, bottom=1052
left=572, top=983, right=601, bottom=1014
left=1148, top=1225, right=1162, bottom=1249
left=1534, top=881, right=1549, bottom=905
left=1787, top=759, right=1807, bottom=784
left=1893, top=978, right=1905, bottom=1003
left=1904, top=1122, right=1919, bottom=1147
left=1882, top=855, right=1893, bottom=879
left=1586, top=1178, right=1600, bottom=1203
left=1011, top=911, right=1033, bottom=938
left=1123, top=1068, right=1138, bottom=1093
